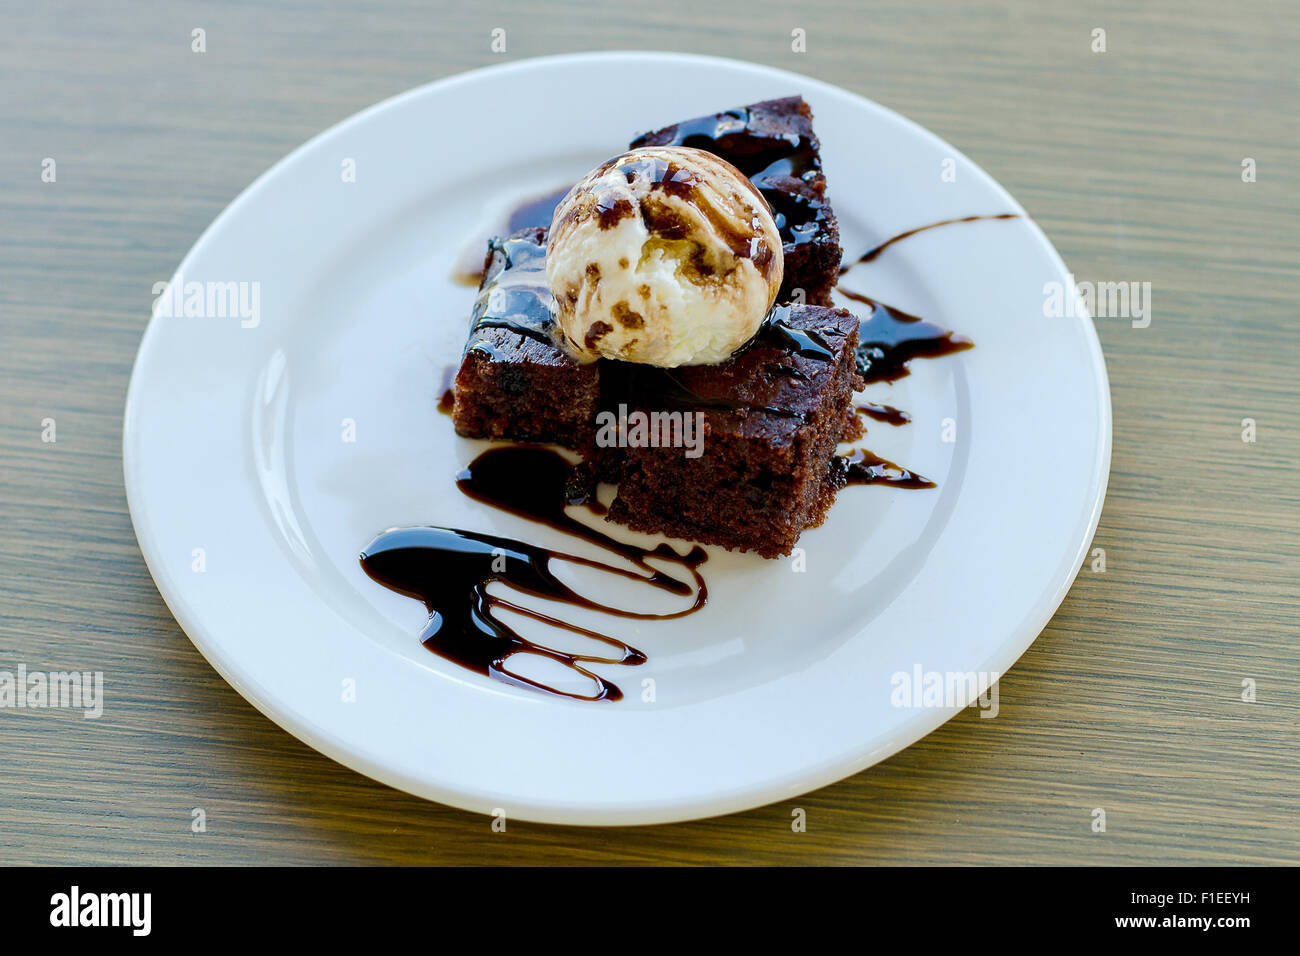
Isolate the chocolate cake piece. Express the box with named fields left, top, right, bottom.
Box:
left=630, top=96, right=841, bottom=306
left=451, top=228, right=600, bottom=449
left=451, top=100, right=853, bottom=557
left=606, top=305, right=862, bottom=558
left=452, top=229, right=863, bottom=556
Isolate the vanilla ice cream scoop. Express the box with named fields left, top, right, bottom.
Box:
left=545, top=146, right=784, bottom=367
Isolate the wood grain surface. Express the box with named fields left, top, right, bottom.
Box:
left=1, top=0, right=1296, bottom=865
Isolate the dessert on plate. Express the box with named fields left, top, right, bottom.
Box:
left=363, top=94, right=984, bottom=699
left=451, top=97, right=864, bottom=557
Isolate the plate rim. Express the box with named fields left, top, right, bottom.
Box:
left=123, top=50, right=1112, bottom=825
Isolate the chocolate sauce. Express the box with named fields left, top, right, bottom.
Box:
left=505, top=186, right=570, bottom=233
left=361, top=527, right=642, bottom=701
left=842, top=213, right=1021, bottom=270
left=837, top=288, right=974, bottom=384
left=452, top=267, right=487, bottom=288
left=436, top=365, right=456, bottom=416
left=758, top=307, right=839, bottom=361
left=455, top=446, right=708, bottom=607
left=465, top=232, right=559, bottom=354
left=361, top=446, right=707, bottom=702
left=452, top=186, right=570, bottom=285
left=856, top=402, right=911, bottom=426
left=831, top=448, right=935, bottom=489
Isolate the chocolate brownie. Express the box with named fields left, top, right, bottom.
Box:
left=451, top=225, right=863, bottom=556
left=451, top=228, right=601, bottom=450
left=607, top=305, right=862, bottom=558
left=630, top=96, right=841, bottom=306
left=450, top=98, right=854, bottom=557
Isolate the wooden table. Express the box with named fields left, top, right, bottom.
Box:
left=2, top=0, right=1296, bottom=865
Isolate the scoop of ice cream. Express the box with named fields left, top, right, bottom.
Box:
left=545, top=146, right=784, bottom=367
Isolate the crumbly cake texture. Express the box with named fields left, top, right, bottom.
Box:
left=451, top=98, right=854, bottom=557
left=629, top=96, right=841, bottom=306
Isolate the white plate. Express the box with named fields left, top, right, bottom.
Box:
left=123, top=52, right=1110, bottom=825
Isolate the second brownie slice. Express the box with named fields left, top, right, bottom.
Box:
left=630, top=96, right=842, bottom=306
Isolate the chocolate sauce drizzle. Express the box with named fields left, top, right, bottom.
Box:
left=759, top=308, right=840, bottom=361
left=836, top=288, right=974, bottom=384
left=841, top=213, right=1021, bottom=269
left=361, top=526, right=644, bottom=702
left=455, top=446, right=708, bottom=608
left=361, top=446, right=707, bottom=702
left=831, top=448, right=935, bottom=489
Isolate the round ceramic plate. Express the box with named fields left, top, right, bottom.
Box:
left=123, top=52, right=1110, bottom=825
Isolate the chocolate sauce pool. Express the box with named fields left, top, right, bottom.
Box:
left=369, top=212, right=1016, bottom=700
left=856, top=401, right=911, bottom=426
left=837, top=289, right=975, bottom=384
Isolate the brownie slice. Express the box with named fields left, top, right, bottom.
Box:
left=452, top=228, right=600, bottom=449
left=630, top=96, right=841, bottom=306
left=605, top=305, right=862, bottom=558
left=451, top=100, right=851, bottom=557
left=453, top=232, right=863, bottom=557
